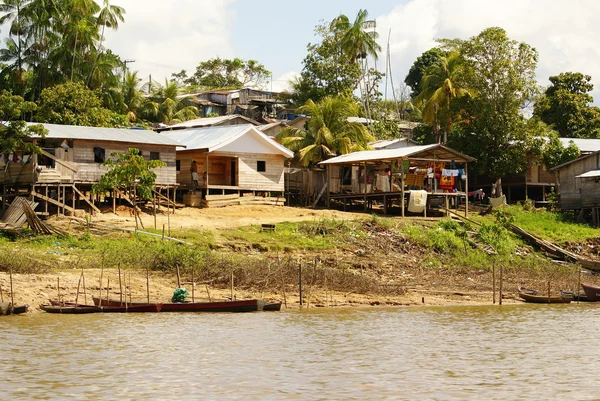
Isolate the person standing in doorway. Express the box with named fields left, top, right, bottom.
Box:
left=190, top=160, right=199, bottom=190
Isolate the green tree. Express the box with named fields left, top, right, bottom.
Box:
left=276, top=97, right=374, bottom=167
left=291, top=20, right=362, bottom=106
left=404, top=47, right=444, bottom=98
left=184, top=57, right=271, bottom=90
left=0, top=90, right=46, bottom=156
left=542, top=131, right=580, bottom=170
left=36, top=81, right=123, bottom=127
left=144, top=79, right=198, bottom=124
left=331, top=9, right=381, bottom=62
left=417, top=50, right=470, bottom=143
left=93, top=147, right=165, bottom=229
left=447, top=27, right=540, bottom=197
left=533, top=72, right=600, bottom=138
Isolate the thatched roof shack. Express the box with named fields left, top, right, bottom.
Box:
left=318, top=144, right=475, bottom=217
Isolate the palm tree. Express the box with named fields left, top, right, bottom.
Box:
left=332, top=9, right=381, bottom=63
left=417, top=51, right=470, bottom=143
left=87, top=0, right=124, bottom=85
left=0, top=0, right=30, bottom=90
left=144, top=79, right=198, bottom=124
left=276, top=97, right=375, bottom=167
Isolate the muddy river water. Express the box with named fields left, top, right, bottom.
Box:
left=1, top=304, right=598, bottom=400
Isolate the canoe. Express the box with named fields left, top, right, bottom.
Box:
left=45, top=300, right=161, bottom=313
left=580, top=283, right=600, bottom=302
left=560, top=290, right=592, bottom=302
left=93, top=296, right=263, bottom=312
left=40, top=304, right=101, bottom=314
left=517, top=287, right=572, bottom=304
left=262, top=302, right=282, bottom=311
left=0, top=302, right=29, bottom=315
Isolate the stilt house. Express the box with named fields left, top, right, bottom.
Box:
left=1, top=123, right=182, bottom=216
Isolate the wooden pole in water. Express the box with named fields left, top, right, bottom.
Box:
left=577, top=266, right=582, bottom=305
left=75, top=269, right=83, bottom=306
left=106, top=278, right=110, bottom=304
left=9, top=265, right=14, bottom=308
left=492, top=262, right=496, bottom=304
left=191, top=266, right=195, bottom=303
left=230, top=270, right=234, bottom=301
left=98, top=265, right=104, bottom=307
left=298, top=259, right=303, bottom=307
left=82, top=269, right=87, bottom=306
left=499, top=264, right=503, bottom=305
left=279, top=255, right=287, bottom=309
left=146, top=264, right=150, bottom=304
left=128, top=271, right=132, bottom=305
left=118, top=265, right=123, bottom=305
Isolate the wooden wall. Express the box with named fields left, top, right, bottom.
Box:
left=526, top=164, right=555, bottom=185
left=70, top=140, right=177, bottom=185
left=556, top=153, right=600, bottom=210
left=176, top=150, right=285, bottom=191
left=1, top=162, right=34, bottom=185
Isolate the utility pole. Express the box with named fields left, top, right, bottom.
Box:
left=123, top=59, right=135, bottom=85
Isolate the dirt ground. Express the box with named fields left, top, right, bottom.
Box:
left=2, top=205, right=532, bottom=313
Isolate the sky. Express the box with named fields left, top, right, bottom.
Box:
left=20, top=1, right=600, bottom=102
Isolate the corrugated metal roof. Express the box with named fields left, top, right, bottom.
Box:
left=560, top=138, right=600, bottom=153
left=576, top=170, right=600, bottom=178
left=160, top=124, right=294, bottom=157
left=28, top=123, right=184, bottom=147
left=319, top=144, right=475, bottom=165
left=155, top=115, right=260, bottom=131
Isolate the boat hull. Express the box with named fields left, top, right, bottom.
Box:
left=581, top=283, right=600, bottom=302
left=0, top=302, right=29, bottom=315
left=47, top=300, right=161, bottom=313
left=518, top=289, right=572, bottom=304
left=93, top=297, right=262, bottom=312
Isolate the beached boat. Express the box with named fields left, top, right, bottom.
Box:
left=517, top=287, right=572, bottom=304
left=0, top=302, right=29, bottom=315
left=92, top=297, right=263, bottom=312
left=40, top=304, right=101, bottom=314
left=262, top=302, right=282, bottom=311
left=45, top=300, right=161, bottom=313
left=580, top=283, right=600, bottom=302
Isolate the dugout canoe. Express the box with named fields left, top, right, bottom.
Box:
left=93, top=297, right=263, bottom=312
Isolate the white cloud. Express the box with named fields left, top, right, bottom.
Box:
left=376, top=0, right=600, bottom=103
left=103, top=0, right=236, bottom=83
left=270, top=71, right=300, bottom=93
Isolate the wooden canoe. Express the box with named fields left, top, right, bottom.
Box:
left=40, top=304, right=101, bottom=314
left=0, top=302, right=29, bottom=315
left=262, top=302, right=282, bottom=311
left=46, top=300, right=161, bottom=313
left=580, top=283, right=600, bottom=302
left=93, top=297, right=263, bottom=312
left=517, top=287, right=572, bottom=304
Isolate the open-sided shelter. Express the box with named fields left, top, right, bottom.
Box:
left=1, top=123, right=182, bottom=216
left=160, top=124, right=293, bottom=207
left=318, top=144, right=475, bottom=216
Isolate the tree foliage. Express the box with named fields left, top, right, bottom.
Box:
left=447, top=27, right=540, bottom=180
left=404, top=47, right=444, bottom=98
left=36, top=81, right=124, bottom=127
left=533, top=72, right=600, bottom=138
left=276, top=97, right=374, bottom=167
left=182, top=57, right=271, bottom=90
left=542, top=131, right=580, bottom=170
left=0, top=90, right=46, bottom=155
left=93, top=148, right=166, bottom=200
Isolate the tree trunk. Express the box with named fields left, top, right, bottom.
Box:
left=492, top=177, right=503, bottom=198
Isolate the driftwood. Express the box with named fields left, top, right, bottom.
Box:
left=69, top=217, right=193, bottom=245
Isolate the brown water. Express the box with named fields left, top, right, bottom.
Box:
left=1, top=304, right=598, bottom=400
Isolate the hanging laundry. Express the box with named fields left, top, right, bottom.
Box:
left=439, top=175, right=455, bottom=191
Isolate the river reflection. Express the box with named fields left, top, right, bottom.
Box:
left=1, top=304, right=598, bottom=400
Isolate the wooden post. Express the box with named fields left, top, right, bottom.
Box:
left=176, top=265, right=181, bottom=288
left=548, top=280, right=551, bottom=304
left=298, top=260, right=303, bottom=307
left=492, top=262, right=496, bottom=304
left=118, top=265, right=123, bottom=305
left=9, top=265, right=14, bottom=308
left=153, top=194, right=157, bottom=230
left=146, top=263, right=150, bottom=304
left=400, top=159, right=405, bottom=218
left=106, top=278, right=109, bottom=304
left=205, top=284, right=212, bottom=302
left=279, top=256, right=287, bottom=309
left=577, top=266, right=582, bottom=304
left=465, top=162, right=469, bottom=217
left=133, top=184, right=138, bottom=233
left=172, top=186, right=176, bottom=215
left=363, top=162, right=367, bottom=211
left=167, top=187, right=171, bottom=236
left=326, top=164, right=330, bottom=209
left=75, top=269, right=83, bottom=306
left=162, top=224, right=165, bottom=241
left=98, top=265, right=104, bottom=307
left=57, top=277, right=60, bottom=303
left=45, top=186, right=49, bottom=214
left=128, top=271, right=132, bottom=305
left=0, top=282, right=3, bottom=302
left=499, top=264, right=503, bottom=305
left=82, top=269, right=87, bottom=306
left=191, top=266, right=195, bottom=303
left=112, top=190, right=116, bottom=214
left=230, top=270, right=234, bottom=300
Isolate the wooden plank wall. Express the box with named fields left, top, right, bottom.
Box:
left=0, top=162, right=34, bottom=185
left=235, top=152, right=285, bottom=191
left=71, top=140, right=177, bottom=185
left=557, top=154, right=600, bottom=210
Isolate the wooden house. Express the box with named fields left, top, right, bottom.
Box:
left=1, top=123, right=182, bottom=216
left=160, top=124, right=294, bottom=207
left=551, top=151, right=600, bottom=223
